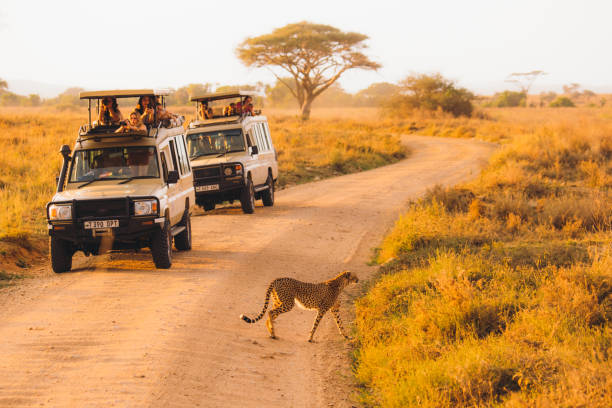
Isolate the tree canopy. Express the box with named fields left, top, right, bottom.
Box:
left=385, top=73, right=475, bottom=117
left=236, top=21, right=380, bottom=120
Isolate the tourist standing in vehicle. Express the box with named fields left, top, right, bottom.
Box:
left=199, top=102, right=213, bottom=119
left=135, top=96, right=156, bottom=126
left=242, top=96, right=254, bottom=116
left=98, top=97, right=123, bottom=125
left=115, top=111, right=147, bottom=133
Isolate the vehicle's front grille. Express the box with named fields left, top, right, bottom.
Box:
left=75, top=199, right=129, bottom=219
left=194, top=166, right=221, bottom=181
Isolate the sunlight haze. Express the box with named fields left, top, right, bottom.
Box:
left=1, top=0, right=610, bottom=95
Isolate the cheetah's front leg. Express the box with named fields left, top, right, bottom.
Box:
left=308, top=310, right=327, bottom=342
left=331, top=306, right=350, bottom=340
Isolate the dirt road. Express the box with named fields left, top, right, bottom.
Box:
left=0, top=136, right=495, bottom=407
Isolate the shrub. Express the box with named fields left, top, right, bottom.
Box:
left=550, top=96, right=575, bottom=107
left=491, top=91, right=526, bottom=107
left=384, top=73, right=475, bottom=117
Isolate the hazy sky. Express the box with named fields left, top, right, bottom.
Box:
left=1, top=0, right=610, bottom=94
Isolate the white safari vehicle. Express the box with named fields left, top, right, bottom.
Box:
left=46, top=89, right=195, bottom=272
left=186, top=91, right=278, bottom=213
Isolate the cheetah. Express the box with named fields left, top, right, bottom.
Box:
left=240, top=271, right=359, bottom=342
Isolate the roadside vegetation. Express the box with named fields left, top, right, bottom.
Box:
left=353, top=107, right=612, bottom=407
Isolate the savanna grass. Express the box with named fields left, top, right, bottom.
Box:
left=355, top=107, right=612, bottom=407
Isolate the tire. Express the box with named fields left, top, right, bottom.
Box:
left=151, top=219, right=172, bottom=269
left=240, top=176, right=256, bottom=214
left=261, top=174, right=275, bottom=207
left=202, top=201, right=215, bottom=211
left=49, top=236, right=73, bottom=273
left=174, top=212, right=192, bottom=251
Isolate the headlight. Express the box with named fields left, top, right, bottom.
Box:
left=223, top=164, right=242, bottom=176
left=134, top=200, right=158, bottom=216
left=49, top=204, right=72, bottom=220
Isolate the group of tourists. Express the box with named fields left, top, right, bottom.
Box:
left=198, top=96, right=255, bottom=120
left=96, top=96, right=182, bottom=133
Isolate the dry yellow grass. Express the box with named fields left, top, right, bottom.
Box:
left=354, top=106, right=612, bottom=407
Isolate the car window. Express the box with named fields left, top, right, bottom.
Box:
left=160, top=151, right=169, bottom=182
left=261, top=122, right=274, bottom=150
left=186, top=129, right=246, bottom=158
left=253, top=125, right=264, bottom=151
left=168, top=140, right=179, bottom=172
left=174, top=136, right=188, bottom=175
left=69, top=147, right=160, bottom=182
left=263, top=122, right=273, bottom=150
left=178, top=136, right=191, bottom=173
left=259, top=123, right=270, bottom=151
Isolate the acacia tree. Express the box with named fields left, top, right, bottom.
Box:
left=236, top=22, right=380, bottom=120
left=0, top=78, right=7, bottom=93
left=505, top=70, right=547, bottom=94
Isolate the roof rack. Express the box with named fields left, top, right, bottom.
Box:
left=190, top=90, right=261, bottom=102
left=79, top=89, right=171, bottom=99
left=77, top=127, right=154, bottom=143
left=188, top=116, right=244, bottom=129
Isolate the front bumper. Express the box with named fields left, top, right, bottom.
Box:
left=48, top=216, right=163, bottom=245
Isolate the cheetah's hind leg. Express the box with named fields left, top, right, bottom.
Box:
left=266, top=297, right=294, bottom=339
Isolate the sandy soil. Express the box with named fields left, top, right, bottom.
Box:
left=0, top=136, right=495, bottom=407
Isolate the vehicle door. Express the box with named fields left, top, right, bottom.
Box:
left=243, top=125, right=262, bottom=184
left=250, top=121, right=269, bottom=185
left=259, top=121, right=278, bottom=181
left=164, top=139, right=184, bottom=225
left=173, top=134, right=195, bottom=217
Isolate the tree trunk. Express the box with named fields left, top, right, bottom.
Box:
left=300, top=97, right=313, bottom=121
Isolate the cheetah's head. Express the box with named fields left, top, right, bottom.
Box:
left=341, top=270, right=359, bottom=284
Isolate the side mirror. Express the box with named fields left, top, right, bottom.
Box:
left=167, top=170, right=179, bottom=184
left=60, top=144, right=71, bottom=158
left=250, top=145, right=259, bottom=155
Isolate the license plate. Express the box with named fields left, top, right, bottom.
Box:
left=84, top=220, right=119, bottom=229
left=196, top=184, right=219, bottom=192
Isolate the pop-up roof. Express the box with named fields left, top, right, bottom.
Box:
left=190, top=90, right=258, bottom=103
left=79, top=89, right=171, bottom=99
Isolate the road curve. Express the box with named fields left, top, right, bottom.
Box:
left=0, top=136, right=495, bottom=408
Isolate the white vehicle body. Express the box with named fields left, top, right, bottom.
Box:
left=186, top=91, right=278, bottom=213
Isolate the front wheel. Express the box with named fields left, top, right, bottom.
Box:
left=151, top=219, right=172, bottom=269
left=174, top=212, right=192, bottom=251
left=261, top=175, right=275, bottom=207
left=50, top=237, right=73, bottom=273
left=240, top=177, right=256, bottom=214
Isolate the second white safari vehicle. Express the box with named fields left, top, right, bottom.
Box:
left=186, top=91, right=278, bottom=214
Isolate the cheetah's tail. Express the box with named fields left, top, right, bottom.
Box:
left=240, top=282, right=274, bottom=323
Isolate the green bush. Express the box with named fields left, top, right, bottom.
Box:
left=384, top=73, right=475, bottom=117
left=491, top=91, right=526, bottom=107
left=550, top=96, right=575, bottom=107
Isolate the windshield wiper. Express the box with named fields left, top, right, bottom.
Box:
left=118, top=176, right=156, bottom=184
left=190, top=152, right=217, bottom=159
left=77, top=179, right=102, bottom=189
left=215, top=148, right=228, bottom=158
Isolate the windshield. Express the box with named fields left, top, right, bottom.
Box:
left=187, top=129, right=245, bottom=158
left=69, top=146, right=160, bottom=182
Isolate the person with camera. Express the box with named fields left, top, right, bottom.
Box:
left=115, top=111, right=147, bottom=133
left=134, top=96, right=156, bottom=126
left=98, top=97, right=123, bottom=125
left=242, top=96, right=254, bottom=116
left=199, top=102, right=214, bottom=119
